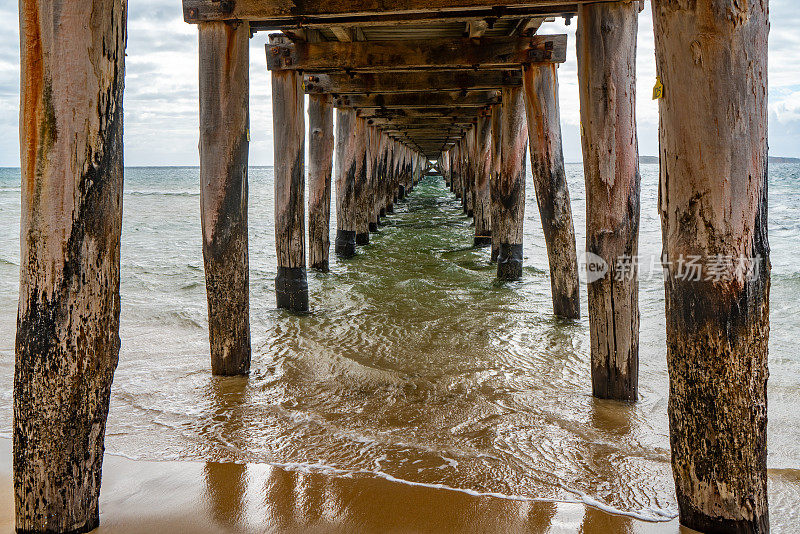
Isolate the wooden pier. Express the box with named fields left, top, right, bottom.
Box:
left=14, top=1, right=771, bottom=532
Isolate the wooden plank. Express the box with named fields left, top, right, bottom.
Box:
left=200, top=21, right=252, bottom=374
left=303, top=70, right=523, bottom=94
left=272, top=68, right=309, bottom=312
left=651, top=0, right=770, bottom=531
left=359, top=107, right=482, bottom=118
left=332, top=90, right=499, bottom=109
left=473, top=114, right=493, bottom=246
left=267, top=35, right=567, bottom=71
left=183, top=0, right=597, bottom=23
left=524, top=63, right=580, bottom=319
left=16, top=0, right=126, bottom=531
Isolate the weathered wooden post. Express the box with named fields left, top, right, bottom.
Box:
left=494, top=87, right=528, bottom=280
left=523, top=63, right=581, bottom=319
left=335, top=108, right=358, bottom=257
left=452, top=142, right=462, bottom=200
left=464, top=127, right=476, bottom=217
left=368, top=127, right=382, bottom=230
left=271, top=42, right=308, bottom=312
left=490, top=104, right=502, bottom=262
left=355, top=117, right=370, bottom=245
left=201, top=22, right=252, bottom=373
left=652, top=0, right=770, bottom=531
left=443, top=150, right=451, bottom=189
left=308, top=93, right=334, bottom=272
left=378, top=132, right=389, bottom=219
left=386, top=141, right=396, bottom=214
left=16, top=0, right=126, bottom=531
left=474, top=113, right=493, bottom=247
left=577, top=3, right=640, bottom=398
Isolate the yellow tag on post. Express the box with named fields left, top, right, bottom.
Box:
left=653, top=76, right=664, bottom=100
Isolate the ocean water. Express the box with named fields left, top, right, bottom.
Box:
left=0, top=164, right=798, bottom=529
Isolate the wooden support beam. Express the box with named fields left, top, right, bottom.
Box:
left=490, top=104, right=502, bottom=262
left=303, top=70, right=523, bottom=94
left=332, top=91, right=500, bottom=109
left=16, top=0, right=125, bottom=531
left=467, top=19, right=489, bottom=38
left=184, top=0, right=595, bottom=24
left=308, top=93, right=334, bottom=271
left=267, top=35, right=567, bottom=71
left=335, top=108, right=359, bottom=257
left=200, top=21, right=252, bottom=374
left=474, top=114, right=493, bottom=246
left=359, top=107, right=486, bottom=119
left=524, top=63, right=580, bottom=319
left=495, top=86, right=528, bottom=280
left=652, top=0, right=770, bottom=531
left=578, top=2, right=639, bottom=398
left=463, top=128, right=476, bottom=216
left=272, top=67, right=309, bottom=312
left=355, top=117, right=371, bottom=244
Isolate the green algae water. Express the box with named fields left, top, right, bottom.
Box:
left=0, top=164, right=798, bottom=529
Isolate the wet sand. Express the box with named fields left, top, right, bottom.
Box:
left=0, top=440, right=689, bottom=534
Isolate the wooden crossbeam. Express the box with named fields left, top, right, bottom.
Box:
left=359, top=107, right=482, bottom=119
left=367, top=117, right=476, bottom=126
left=184, top=1, right=603, bottom=24
left=303, top=70, right=522, bottom=94
left=333, top=91, right=499, bottom=109
left=267, top=35, right=566, bottom=71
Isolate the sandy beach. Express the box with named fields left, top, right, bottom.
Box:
left=0, top=439, right=688, bottom=533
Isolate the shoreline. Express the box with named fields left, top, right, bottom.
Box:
left=0, top=440, right=686, bottom=533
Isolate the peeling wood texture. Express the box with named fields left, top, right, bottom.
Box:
left=335, top=108, right=359, bottom=257
left=652, top=0, right=770, bottom=531
left=495, top=86, right=528, bottom=280
left=268, top=35, right=567, bottom=71
left=578, top=2, right=640, bottom=399
left=272, top=67, right=309, bottom=312
left=308, top=93, right=334, bottom=271
left=303, top=70, right=523, bottom=94
left=524, top=64, right=580, bottom=319
left=474, top=114, right=493, bottom=247
left=16, top=0, right=127, bottom=531
left=462, top=129, right=476, bottom=216
left=199, top=21, right=251, bottom=376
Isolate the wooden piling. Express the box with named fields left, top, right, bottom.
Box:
left=523, top=63, right=580, bottom=320
left=490, top=104, right=502, bottom=262
left=355, top=117, right=370, bottom=245
left=272, top=66, right=309, bottom=312
left=652, top=0, right=770, bottom=531
left=308, top=93, right=334, bottom=272
left=494, top=86, right=528, bottom=281
left=464, top=128, right=476, bottom=217
left=474, top=114, right=493, bottom=247
left=16, top=0, right=126, bottom=530
left=577, top=2, right=640, bottom=398
left=335, top=108, right=358, bottom=256
left=200, top=21, right=252, bottom=373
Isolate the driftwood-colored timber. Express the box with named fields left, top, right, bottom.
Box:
left=474, top=114, right=493, bottom=247
left=652, top=0, right=770, bottom=531
left=523, top=63, right=580, bottom=319
left=494, top=86, right=528, bottom=280
left=16, top=0, right=126, bottom=531
left=200, top=21, right=252, bottom=374
left=272, top=66, right=309, bottom=312
left=335, top=108, right=359, bottom=257
left=577, top=2, right=639, bottom=399
left=308, top=93, right=334, bottom=271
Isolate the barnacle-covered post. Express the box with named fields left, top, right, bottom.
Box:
left=16, top=0, right=126, bottom=530
left=652, top=0, right=770, bottom=530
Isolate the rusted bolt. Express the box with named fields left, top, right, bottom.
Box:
left=188, top=8, right=198, bottom=18
left=545, top=41, right=554, bottom=51
left=271, top=47, right=280, bottom=56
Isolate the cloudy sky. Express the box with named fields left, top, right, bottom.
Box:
left=0, top=1, right=797, bottom=166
